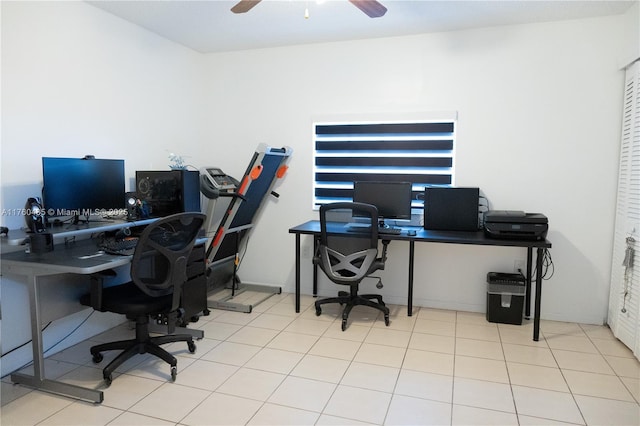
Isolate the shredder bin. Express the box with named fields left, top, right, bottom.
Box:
left=486, top=272, right=525, bottom=325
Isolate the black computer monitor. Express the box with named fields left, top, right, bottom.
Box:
left=42, top=157, right=125, bottom=222
left=352, top=181, right=413, bottom=227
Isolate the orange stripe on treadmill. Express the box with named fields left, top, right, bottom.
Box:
left=213, top=228, right=224, bottom=247
left=238, top=176, right=250, bottom=194
left=250, top=165, right=263, bottom=180
left=276, top=165, right=288, bottom=179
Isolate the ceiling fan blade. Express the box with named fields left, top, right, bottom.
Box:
left=349, top=0, right=387, bottom=18
left=231, top=0, right=262, bottom=14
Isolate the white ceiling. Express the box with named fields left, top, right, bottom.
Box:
left=86, top=0, right=636, bottom=53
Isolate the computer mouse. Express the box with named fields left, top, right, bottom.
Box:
left=407, top=230, right=417, bottom=236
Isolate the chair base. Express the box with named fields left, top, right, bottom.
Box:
left=315, top=290, right=390, bottom=331
left=90, top=316, right=196, bottom=386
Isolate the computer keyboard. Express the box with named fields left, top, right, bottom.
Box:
left=345, top=224, right=402, bottom=235
left=99, top=237, right=139, bottom=255
left=378, top=227, right=402, bottom=235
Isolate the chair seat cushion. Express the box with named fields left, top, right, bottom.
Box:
left=80, top=282, right=172, bottom=316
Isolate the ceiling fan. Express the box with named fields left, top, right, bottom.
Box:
left=231, top=0, right=387, bottom=18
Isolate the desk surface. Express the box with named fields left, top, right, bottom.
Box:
left=289, top=220, right=552, bottom=248
left=1, top=238, right=132, bottom=276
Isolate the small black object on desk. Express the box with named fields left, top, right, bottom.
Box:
left=29, top=232, right=54, bottom=254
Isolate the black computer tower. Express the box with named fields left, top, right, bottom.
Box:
left=424, top=187, right=480, bottom=231
left=135, top=170, right=201, bottom=218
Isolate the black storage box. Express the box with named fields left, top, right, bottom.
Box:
left=486, top=272, right=525, bottom=325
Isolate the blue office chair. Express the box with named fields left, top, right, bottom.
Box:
left=80, top=212, right=205, bottom=386
left=314, top=202, right=390, bottom=331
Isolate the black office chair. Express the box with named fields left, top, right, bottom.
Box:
left=80, top=212, right=205, bottom=386
left=314, top=202, right=390, bottom=331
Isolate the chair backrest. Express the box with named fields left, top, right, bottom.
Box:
left=317, top=202, right=380, bottom=285
left=130, top=212, right=205, bottom=310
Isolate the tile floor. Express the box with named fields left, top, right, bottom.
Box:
left=2, top=292, right=639, bottom=425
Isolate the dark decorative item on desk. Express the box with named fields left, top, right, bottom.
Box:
left=139, top=201, right=151, bottom=218
left=24, top=197, right=53, bottom=253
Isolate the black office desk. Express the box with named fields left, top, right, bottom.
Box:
left=289, top=221, right=552, bottom=341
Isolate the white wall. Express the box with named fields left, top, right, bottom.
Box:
left=202, top=15, right=628, bottom=325
left=1, top=1, right=209, bottom=218
left=0, top=1, right=635, bottom=375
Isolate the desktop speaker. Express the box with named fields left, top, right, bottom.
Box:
left=424, top=187, right=480, bottom=231
left=135, top=170, right=201, bottom=218
left=125, top=192, right=141, bottom=221
left=24, top=197, right=47, bottom=233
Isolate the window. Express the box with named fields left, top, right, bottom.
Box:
left=313, top=118, right=457, bottom=211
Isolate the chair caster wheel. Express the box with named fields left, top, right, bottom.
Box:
left=92, top=353, right=103, bottom=364
left=103, top=374, right=112, bottom=387
left=341, top=319, right=347, bottom=331
left=315, top=306, right=322, bottom=316
left=170, top=366, right=177, bottom=382
left=384, top=315, right=390, bottom=326
left=188, top=341, right=196, bottom=353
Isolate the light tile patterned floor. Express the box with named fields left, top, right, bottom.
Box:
left=2, top=292, right=639, bottom=425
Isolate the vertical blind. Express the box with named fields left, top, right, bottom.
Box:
left=313, top=120, right=457, bottom=209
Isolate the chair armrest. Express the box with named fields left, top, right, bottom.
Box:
left=380, top=240, right=390, bottom=264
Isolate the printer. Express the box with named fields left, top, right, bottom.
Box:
left=484, top=210, right=548, bottom=240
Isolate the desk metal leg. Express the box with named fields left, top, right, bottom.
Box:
left=313, top=236, right=318, bottom=297
left=524, top=248, right=533, bottom=319
left=11, top=274, right=104, bottom=403
left=533, top=248, right=544, bottom=341
left=295, top=234, right=301, bottom=313
left=408, top=241, right=415, bottom=316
